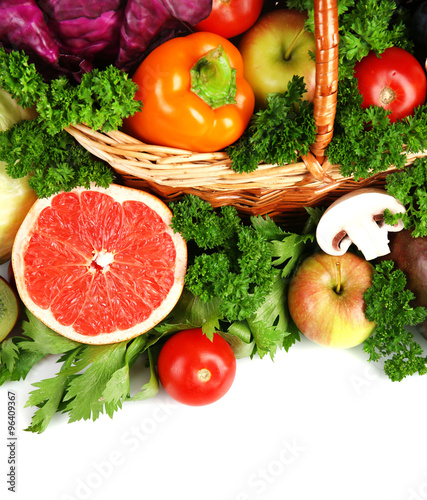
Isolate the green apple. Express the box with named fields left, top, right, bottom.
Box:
left=238, top=9, right=316, bottom=109
left=287, top=251, right=376, bottom=349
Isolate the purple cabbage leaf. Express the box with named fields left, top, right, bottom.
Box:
left=0, top=0, right=212, bottom=81
left=116, top=0, right=213, bottom=72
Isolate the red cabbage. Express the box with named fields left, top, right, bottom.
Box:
left=117, top=0, right=213, bottom=72
left=47, top=9, right=124, bottom=63
left=0, top=0, right=212, bottom=81
left=38, top=0, right=125, bottom=22
left=0, top=0, right=59, bottom=64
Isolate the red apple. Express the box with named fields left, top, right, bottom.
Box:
left=238, top=9, right=316, bottom=109
left=288, top=251, right=376, bottom=349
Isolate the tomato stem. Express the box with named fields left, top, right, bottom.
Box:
left=190, top=45, right=237, bottom=109
left=197, top=368, right=212, bottom=383
left=379, top=86, right=396, bottom=105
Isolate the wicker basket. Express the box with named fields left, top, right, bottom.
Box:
left=65, top=0, right=427, bottom=230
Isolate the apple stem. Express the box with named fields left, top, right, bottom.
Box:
left=335, top=261, right=342, bottom=294
left=284, top=26, right=306, bottom=61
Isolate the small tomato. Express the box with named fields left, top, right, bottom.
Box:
left=157, top=328, right=236, bottom=406
left=123, top=32, right=255, bottom=153
left=354, top=47, right=427, bottom=123
left=194, top=0, right=264, bottom=39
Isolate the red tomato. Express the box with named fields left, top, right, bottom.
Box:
left=194, top=0, right=264, bottom=39
left=157, top=328, right=236, bottom=406
left=354, top=47, right=427, bottom=123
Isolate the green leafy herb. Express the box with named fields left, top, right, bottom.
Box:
left=0, top=49, right=142, bottom=133
left=0, top=49, right=47, bottom=109
left=169, top=196, right=317, bottom=358
left=0, top=310, right=162, bottom=433
left=326, top=77, right=427, bottom=180
left=24, top=350, right=76, bottom=434
left=384, top=158, right=427, bottom=237
left=336, top=0, right=412, bottom=79
left=226, top=76, right=316, bottom=173
left=363, top=261, right=427, bottom=382
left=0, top=48, right=142, bottom=197
left=0, top=121, right=114, bottom=197
left=245, top=274, right=296, bottom=359
left=287, top=0, right=412, bottom=79
left=170, top=195, right=278, bottom=323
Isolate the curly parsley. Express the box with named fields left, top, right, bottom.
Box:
left=226, top=76, right=316, bottom=173
left=384, top=158, right=427, bottom=238
left=0, top=48, right=142, bottom=197
left=326, top=77, right=427, bottom=180
left=363, top=261, right=427, bottom=382
left=287, top=0, right=412, bottom=79
left=0, top=121, right=114, bottom=198
left=169, top=195, right=278, bottom=322
left=169, top=196, right=317, bottom=358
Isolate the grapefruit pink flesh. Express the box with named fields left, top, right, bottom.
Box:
left=12, top=185, right=187, bottom=344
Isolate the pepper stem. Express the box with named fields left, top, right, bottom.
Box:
left=190, top=45, right=237, bottom=110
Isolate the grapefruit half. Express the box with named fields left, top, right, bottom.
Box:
left=12, top=184, right=187, bottom=345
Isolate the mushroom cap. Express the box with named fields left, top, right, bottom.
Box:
left=316, top=188, right=406, bottom=261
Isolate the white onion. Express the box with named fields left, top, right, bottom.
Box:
left=0, top=89, right=37, bottom=132
left=0, top=89, right=38, bottom=263
left=0, top=161, right=37, bottom=263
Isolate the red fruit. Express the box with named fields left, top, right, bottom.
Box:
left=157, top=328, right=236, bottom=406
left=12, top=184, right=187, bottom=345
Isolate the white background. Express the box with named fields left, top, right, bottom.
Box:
left=1, top=260, right=427, bottom=500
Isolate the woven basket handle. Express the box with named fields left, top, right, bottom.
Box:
left=302, top=0, right=339, bottom=181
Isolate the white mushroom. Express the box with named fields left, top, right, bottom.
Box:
left=316, top=188, right=406, bottom=261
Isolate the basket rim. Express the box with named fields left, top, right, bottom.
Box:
left=66, top=122, right=427, bottom=192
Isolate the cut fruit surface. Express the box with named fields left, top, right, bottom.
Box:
left=0, top=275, right=19, bottom=341
left=12, top=184, right=187, bottom=345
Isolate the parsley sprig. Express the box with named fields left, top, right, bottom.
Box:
left=326, top=77, right=427, bottom=180
left=226, top=76, right=316, bottom=173
left=0, top=49, right=141, bottom=134
left=169, top=195, right=279, bottom=323
left=0, top=121, right=114, bottom=198
left=0, top=48, right=142, bottom=197
left=384, top=158, right=427, bottom=238
left=287, top=0, right=412, bottom=79
left=363, top=261, right=427, bottom=382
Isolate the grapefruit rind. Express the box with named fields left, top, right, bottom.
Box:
left=12, top=184, right=187, bottom=345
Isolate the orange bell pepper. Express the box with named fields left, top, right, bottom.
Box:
left=123, top=32, right=255, bottom=153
